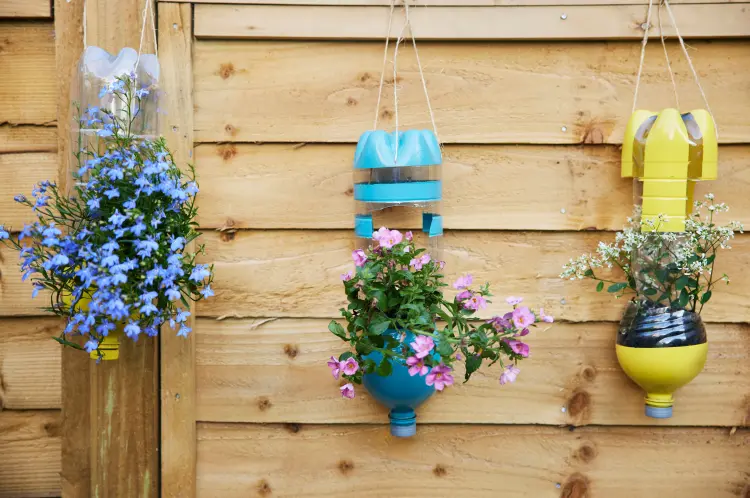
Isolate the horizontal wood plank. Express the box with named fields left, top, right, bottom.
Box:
left=182, top=0, right=748, bottom=5
left=0, top=23, right=57, bottom=126
left=195, top=4, right=750, bottom=40
left=0, top=318, right=62, bottom=410
left=196, top=318, right=750, bottom=426
left=0, top=152, right=59, bottom=229
left=197, top=423, right=750, bottom=498
left=0, top=125, right=57, bottom=153
left=0, top=0, right=51, bottom=18
left=194, top=40, right=750, bottom=144
left=0, top=410, right=61, bottom=498
left=195, top=143, right=749, bottom=230
left=194, top=230, right=750, bottom=323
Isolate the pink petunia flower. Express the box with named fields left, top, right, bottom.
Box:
left=425, top=364, right=454, bottom=391
left=452, top=274, right=473, bottom=289
left=539, top=308, right=554, bottom=323
left=372, top=227, right=390, bottom=243
left=340, top=383, right=355, bottom=399
left=406, top=356, right=428, bottom=376
left=438, top=261, right=446, bottom=270
left=456, top=290, right=472, bottom=301
left=341, top=357, right=359, bottom=375
left=379, top=229, right=403, bottom=249
left=455, top=353, right=463, bottom=361
left=410, top=253, right=431, bottom=270
left=410, top=335, right=435, bottom=359
left=506, top=296, right=524, bottom=306
left=405, top=231, right=413, bottom=241
left=499, top=365, right=520, bottom=385
left=487, top=315, right=511, bottom=332
left=506, top=339, right=530, bottom=358
left=327, top=356, right=341, bottom=379
left=512, top=306, right=535, bottom=329
left=341, top=271, right=353, bottom=282
left=518, top=328, right=530, bottom=337
left=352, top=249, right=368, bottom=267
left=463, top=293, right=487, bottom=311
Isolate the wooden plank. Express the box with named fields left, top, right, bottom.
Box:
left=195, top=230, right=750, bottom=323
left=0, top=23, right=56, bottom=126
left=194, top=40, right=750, bottom=144
left=0, top=410, right=61, bottom=498
left=0, top=125, right=56, bottom=153
left=197, top=423, right=750, bottom=498
left=158, top=3, right=197, bottom=498
left=0, top=318, right=62, bottom=410
left=195, top=4, right=750, bottom=40
left=195, top=143, right=750, bottom=231
left=0, top=0, right=51, bottom=18
left=182, top=0, right=748, bottom=6
left=195, top=318, right=750, bottom=426
left=0, top=152, right=59, bottom=229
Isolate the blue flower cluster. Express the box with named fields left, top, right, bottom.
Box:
left=0, top=75, right=213, bottom=358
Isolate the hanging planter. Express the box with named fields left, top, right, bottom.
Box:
left=0, top=10, right=214, bottom=361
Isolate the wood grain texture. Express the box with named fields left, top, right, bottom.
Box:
left=194, top=230, right=750, bottom=323
left=0, top=152, right=59, bottom=229
left=194, top=40, right=750, bottom=144
left=195, top=4, right=750, bottom=40
left=181, top=0, right=749, bottom=5
left=158, top=3, right=197, bottom=497
left=0, top=125, right=56, bottom=153
left=0, top=318, right=62, bottom=410
left=0, top=23, right=56, bottom=126
left=195, top=318, right=750, bottom=426
left=0, top=0, right=51, bottom=18
left=195, top=143, right=750, bottom=230
left=197, top=423, right=750, bottom=498
left=0, top=410, right=61, bottom=498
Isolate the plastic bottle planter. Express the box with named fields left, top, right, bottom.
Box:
left=619, top=108, right=716, bottom=418
left=362, top=330, right=437, bottom=437
left=616, top=303, right=708, bottom=418
left=353, top=130, right=443, bottom=253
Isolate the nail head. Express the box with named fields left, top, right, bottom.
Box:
left=561, top=126, right=568, bottom=132
left=560, top=13, right=568, bottom=20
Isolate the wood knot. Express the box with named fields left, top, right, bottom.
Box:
left=344, top=186, right=354, bottom=197
left=257, top=397, right=272, bottom=411
left=574, top=442, right=597, bottom=463
left=566, top=389, right=592, bottom=423
left=433, top=464, right=447, bottom=477
left=43, top=421, right=61, bottom=437
left=380, top=109, right=393, bottom=119
left=283, top=344, right=299, bottom=359
left=582, top=127, right=605, bottom=144
left=257, top=479, right=272, bottom=496
left=346, top=97, right=358, bottom=107
left=217, top=144, right=237, bottom=161
left=338, top=459, right=354, bottom=475
left=359, top=72, right=372, bottom=82
left=220, top=230, right=236, bottom=242
left=740, top=483, right=750, bottom=498
left=218, top=62, right=236, bottom=80
left=579, top=365, right=597, bottom=383
left=224, top=124, right=237, bottom=136
left=560, top=473, right=590, bottom=498
left=284, top=423, right=301, bottom=434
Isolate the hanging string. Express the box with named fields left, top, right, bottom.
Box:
left=136, top=0, right=158, bottom=69
left=373, top=1, right=396, bottom=130
left=657, top=1, right=680, bottom=109
left=392, top=5, right=409, bottom=160
left=405, top=1, right=440, bottom=145
left=82, top=0, right=88, bottom=48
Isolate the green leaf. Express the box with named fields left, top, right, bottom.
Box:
left=643, top=287, right=658, bottom=296
left=678, top=288, right=690, bottom=308
left=368, top=320, right=390, bottom=336
left=675, top=275, right=690, bottom=291
left=464, top=354, right=482, bottom=382
left=363, top=359, right=377, bottom=374
left=52, top=336, right=84, bottom=350
left=338, top=351, right=354, bottom=362
left=436, top=340, right=453, bottom=357
left=584, top=268, right=594, bottom=277
left=607, top=282, right=627, bottom=293
left=700, top=290, right=712, bottom=304
left=328, top=321, right=347, bottom=340
left=596, top=281, right=604, bottom=292
left=355, top=341, right=373, bottom=356
left=377, top=357, right=393, bottom=376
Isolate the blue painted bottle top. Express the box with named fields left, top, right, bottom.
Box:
left=354, top=130, right=442, bottom=169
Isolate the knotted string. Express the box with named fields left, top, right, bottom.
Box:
left=136, top=0, right=158, bottom=69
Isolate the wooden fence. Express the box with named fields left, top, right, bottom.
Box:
left=0, top=1, right=748, bottom=497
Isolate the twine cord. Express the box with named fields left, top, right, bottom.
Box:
left=136, top=0, right=158, bottom=69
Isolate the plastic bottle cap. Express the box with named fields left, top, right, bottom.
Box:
left=645, top=405, right=673, bottom=419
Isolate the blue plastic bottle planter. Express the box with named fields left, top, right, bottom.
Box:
left=353, top=129, right=443, bottom=437
left=362, top=330, right=437, bottom=438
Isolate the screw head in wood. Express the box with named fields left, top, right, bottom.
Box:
left=560, top=13, right=568, bottom=20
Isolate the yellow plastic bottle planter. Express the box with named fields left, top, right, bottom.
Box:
left=616, top=342, right=708, bottom=418
left=622, top=108, right=717, bottom=232
left=61, top=291, right=123, bottom=361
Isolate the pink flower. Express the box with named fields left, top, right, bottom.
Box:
left=455, top=353, right=463, bottom=361
left=372, top=226, right=390, bottom=242
left=518, top=328, right=530, bottom=337
left=352, top=249, right=367, bottom=267
left=341, top=271, right=353, bottom=282
left=340, top=383, right=355, bottom=399
left=511, top=306, right=535, bottom=329
left=405, top=231, right=413, bottom=241
left=406, top=356, right=428, bottom=376
left=341, top=357, right=359, bottom=375
left=452, top=274, right=473, bottom=289
left=506, top=296, right=523, bottom=306
left=539, top=308, right=554, bottom=323
left=410, top=335, right=435, bottom=359
left=506, top=339, right=530, bottom=358
left=487, top=315, right=511, bottom=332
left=380, top=229, right=403, bottom=249
left=456, top=290, right=472, bottom=301
left=425, top=364, right=454, bottom=391
left=438, top=261, right=446, bottom=270
left=410, top=253, right=431, bottom=270
left=463, top=293, right=487, bottom=311
left=327, top=356, right=341, bottom=379
left=499, top=365, right=520, bottom=385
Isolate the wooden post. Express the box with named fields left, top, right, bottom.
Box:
left=58, top=1, right=160, bottom=496
left=158, top=3, right=197, bottom=497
